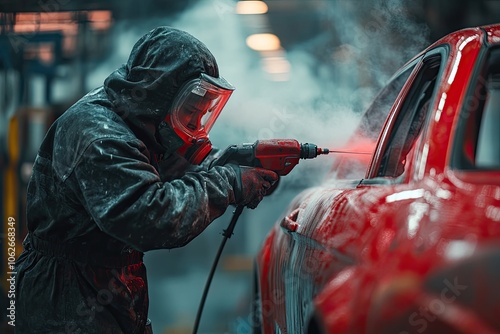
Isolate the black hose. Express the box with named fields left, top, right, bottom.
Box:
left=192, top=205, right=245, bottom=334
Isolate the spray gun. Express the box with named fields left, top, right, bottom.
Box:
left=210, top=139, right=330, bottom=175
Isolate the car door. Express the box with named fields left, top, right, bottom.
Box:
left=280, top=49, right=447, bottom=332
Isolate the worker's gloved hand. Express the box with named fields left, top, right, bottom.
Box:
left=226, top=164, right=279, bottom=209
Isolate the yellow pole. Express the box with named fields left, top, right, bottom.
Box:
left=2, top=114, right=20, bottom=294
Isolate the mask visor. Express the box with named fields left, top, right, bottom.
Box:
left=170, top=73, right=235, bottom=141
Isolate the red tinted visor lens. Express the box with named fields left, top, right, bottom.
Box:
left=170, top=74, right=234, bottom=140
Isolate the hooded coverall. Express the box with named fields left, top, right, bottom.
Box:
left=15, top=27, right=242, bottom=334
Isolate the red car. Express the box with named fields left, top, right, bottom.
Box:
left=254, top=23, right=500, bottom=334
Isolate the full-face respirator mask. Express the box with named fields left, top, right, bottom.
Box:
left=160, top=73, right=234, bottom=164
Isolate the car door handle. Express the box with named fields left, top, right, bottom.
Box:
left=280, top=208, right=300, bottom=232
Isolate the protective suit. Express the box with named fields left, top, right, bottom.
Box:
left=15, top=27, right=277, bottom=333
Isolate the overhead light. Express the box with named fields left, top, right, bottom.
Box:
left=261, top=55, right=291, bottom=81
left=246, top=33, right=281, bottom=51
left=88, top=10, right=113, bottom=31
left=261, top=57, right=290, bottom=74
left=236, top=1, right=268, bottom=15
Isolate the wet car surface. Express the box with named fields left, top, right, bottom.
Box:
left=254, top=23, right=500, bottom=334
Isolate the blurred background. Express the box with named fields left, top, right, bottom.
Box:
left=1, top=0, right=500, bottom=333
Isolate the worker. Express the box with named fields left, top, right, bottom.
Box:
left=15, top=26, right=279, bottom=334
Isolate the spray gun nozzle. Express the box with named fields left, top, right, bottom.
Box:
left=300, top=144, right=330, bottom=159
left=300, top=143, right=371, bottom=159
left=300, top=143, right=322, bottom=159
left=317, top=148, right=329, bottom=155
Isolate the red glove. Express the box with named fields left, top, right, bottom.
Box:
left=227, top=164, right=279, bottom=209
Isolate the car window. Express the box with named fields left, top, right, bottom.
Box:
left=357, top=61, right=418, bottom=140
left=452, top=46, right=500, bottom=170
left=476, top=78, right=500, bottom=168
left=329, top=61, right=418, bottom=180
left=375, top=54, right=441, bottom=178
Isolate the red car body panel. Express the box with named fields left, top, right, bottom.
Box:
left=255, top=24, right=500, bottom=334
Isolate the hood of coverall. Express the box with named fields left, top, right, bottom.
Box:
left=103, top=26, right=220, bottom=156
